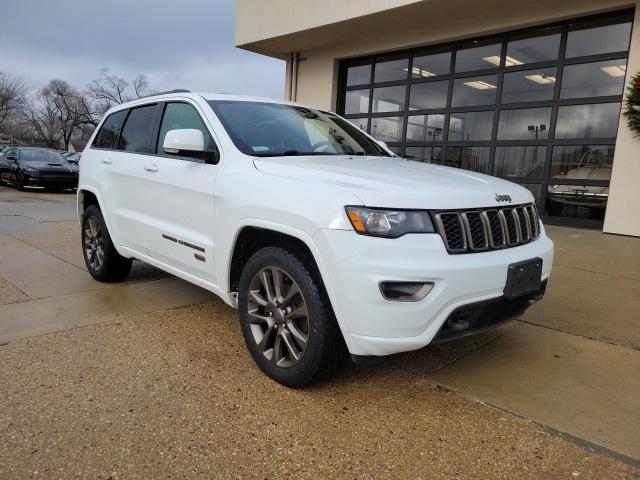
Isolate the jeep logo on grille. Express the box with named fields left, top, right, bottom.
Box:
left=495, top=193, right=512, bottom=203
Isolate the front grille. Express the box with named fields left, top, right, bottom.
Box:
left=434, top=203, right=540, bottom=254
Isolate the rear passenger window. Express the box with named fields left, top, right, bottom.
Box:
left=117, top=104, right=158, bottom=153
left=93, top=110, right=127, bottom=149
left=156, top=103, right=216, bottom=155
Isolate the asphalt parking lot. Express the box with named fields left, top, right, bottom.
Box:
left=1, top=185, right=639, bottom=479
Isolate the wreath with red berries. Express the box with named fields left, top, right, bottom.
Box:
left=625, top=72, right=640, bottom=137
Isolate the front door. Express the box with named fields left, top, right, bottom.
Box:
left=137, top=101, right=220, bottom=282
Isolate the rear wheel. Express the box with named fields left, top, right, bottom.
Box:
left=237, top=246, right=347, bottom=388
left=81, top=205, right=132, bottom=282
left=15, top=172, right=25, bottom=191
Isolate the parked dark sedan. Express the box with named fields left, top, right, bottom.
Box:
left=0, top=147, right=79, bottom=191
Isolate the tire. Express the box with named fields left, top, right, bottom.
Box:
left=16, top=172, right=25, bottom=191
left=237, top=246, right=347, bottom=388
left=81, top=205, right=132, bottom=282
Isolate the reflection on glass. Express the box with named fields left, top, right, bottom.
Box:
left=555, top=103, right=621, bottom=139
left=371, top=117, right=403, bottom=142
left=550, top=145, right=614, bottom=179
left=497, top=107, right=551, bottom=140
left=455, top=43, right=502, bottom=72
left=386, top=145, right=403, bottom=156
left=412, top=52, right=451, bottom=77
left=546, top=184, right=608, bottom=219
left=406, top=114, right=445, bottom=142
left=346, top=65, right=371, bottom=86
left=404, top=146, right=443, bottom=163
left=446, top=146, right=491, bottom=173
left=409, top=81, right=448, bottom=110
left=519, top=184, right=542, bottom=206
left=566, top=22, right=632, bottom=57
left=344, top=89, right=370, bottom=115
left=494, top=146, right=547, bottom=178
left=347, top=117, right=369, bottom=131
left=448, top=111, right=493, bottom=141
left=506, top=33, right=561, bottom=64
left=502, top=67, right=556, bottom=103
left=375, top=58, right=409, bottom=82
left=561, top=60, right=627, bottom=99
left=372, top=85, right=406, bottom=113
left=452, top=75, right=498, bottom=107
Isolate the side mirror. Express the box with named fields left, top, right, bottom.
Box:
left=163, top=129, right=205, bottom=154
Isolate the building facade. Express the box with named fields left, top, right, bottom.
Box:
left=236, top=0, right=640, bottom=236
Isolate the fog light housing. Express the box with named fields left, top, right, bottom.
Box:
left=379, top=281, right=434, bottom=302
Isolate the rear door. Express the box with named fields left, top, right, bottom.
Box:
left=136, top=100, right=220, bottom=282
left=97, top=104, right=160, bottom=254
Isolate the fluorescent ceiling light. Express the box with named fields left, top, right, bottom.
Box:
left=600, top=65, right=627, bottom=77
left=463, top=80, right=497, bottom=90
left=525, top=74, right=556, bottom=85
left=403, top=67, right=436, bottom=78
left=483, top=55, right=523, bottom=67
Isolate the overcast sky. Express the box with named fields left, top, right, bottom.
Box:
left=0, top=0, right=285, bottom=98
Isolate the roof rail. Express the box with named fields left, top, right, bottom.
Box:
left=138, top=89, right=191, bottom=99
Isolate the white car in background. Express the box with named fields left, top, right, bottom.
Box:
left=78, top=91, right=554, bottom=387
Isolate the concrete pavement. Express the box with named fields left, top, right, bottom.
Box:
left=1, top=185, right=639, bottom=477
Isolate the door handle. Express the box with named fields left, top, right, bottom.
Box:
left=144, top=164, right=159, bottom=172
left=100, top=158, right=113, bottom=165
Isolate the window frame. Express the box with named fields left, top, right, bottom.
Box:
left=336, top=9, right=634, bottom=229
left=153, top=100, right=220, bottom=164
left=91, top=108, right=128, bottom=151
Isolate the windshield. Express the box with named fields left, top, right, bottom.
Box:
left=208, top=100, right=389, bottom=158
left=19, top=149, right=67, bottom=164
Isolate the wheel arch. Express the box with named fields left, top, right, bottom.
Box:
left=226, top=222, right=346, bottom=331
left=77, top=187, right=118, bottom=246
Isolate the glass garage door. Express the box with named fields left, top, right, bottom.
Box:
left=337, top=11, right=634, bottom=228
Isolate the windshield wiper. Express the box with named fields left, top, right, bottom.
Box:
left=255, top=150, right=341, bottom=157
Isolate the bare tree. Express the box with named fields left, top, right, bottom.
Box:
left=42, top=79, right=87, bottom=150
left=0, top=72, right=29, bottom=129
left=20, top=92, right=60, bottom=148
left=86, top=68, right=151, bottom=117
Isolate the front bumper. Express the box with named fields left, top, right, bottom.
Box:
left=313, top=227, right=554, bottom=356
left=23, top=174, right=78, bottom=188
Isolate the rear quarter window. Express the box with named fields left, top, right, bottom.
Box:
left=93, top=110, right=127, bottom=149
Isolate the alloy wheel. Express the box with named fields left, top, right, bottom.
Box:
left=247, top=267, right=309, bottom=368
left=84, top=216, right=105, bottom=272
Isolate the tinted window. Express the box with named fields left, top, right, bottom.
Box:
left=412, top=52, right=451, bottom=77
left=372, top=85, right=406, bottom=113
left=448, top=111, right=494, bottom=141
left=157, top=103, right=216, bottom=155
left=555, top=103, right=621, bottom=139
left=346, top=64, right=371, bottom=86
left=117, top=104, right=157, bottom=153
left=455, top=43, right=501, bottom=72
left=506, top=33, right=560, bottom=64
left=409, top=81, right=448, bottom=110
left=560, top=60, right=627, bottom=99
left=344, top=89, right=370, bottom=115
left=93, top=110, right=127, bottom=149
left=502, top=67, right=556, bottom=103
left=370, top=116, right=403, bottom=142
left=452, top=75, right=498, bottom=107
left=566, top=22, right=632, bottom=57
left=497, top=107, right=552, bottom=140
left=374, top=57, right=408, bottom=82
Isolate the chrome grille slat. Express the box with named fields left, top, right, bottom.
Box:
left=435, top=203, right=540, bottom=254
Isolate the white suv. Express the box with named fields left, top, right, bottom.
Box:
left=78, top=91, right=554, bottom=387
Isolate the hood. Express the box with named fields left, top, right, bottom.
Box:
left=22, top=160, right=77, bottom=174
left=253, top=155, right=533, bottom=209
left=559, top=166, right=612, bottom=182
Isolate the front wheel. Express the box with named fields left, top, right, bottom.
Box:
left=81, top=205, right=132, bottom=282
left=237, top=246, right=347, bottom=388
left=15, top=172, right=25, bottom=191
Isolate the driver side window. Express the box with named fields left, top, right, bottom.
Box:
left=156, top=102, right=216, bottom=158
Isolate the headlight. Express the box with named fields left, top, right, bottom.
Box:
left=23, top=167, right=38, bottom=173
left=345, top=206, right=435, bottom=238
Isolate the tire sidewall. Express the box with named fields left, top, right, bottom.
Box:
left=82, top=205, right=125, bottom=281
left=237, top=247, right=331, bottom=387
